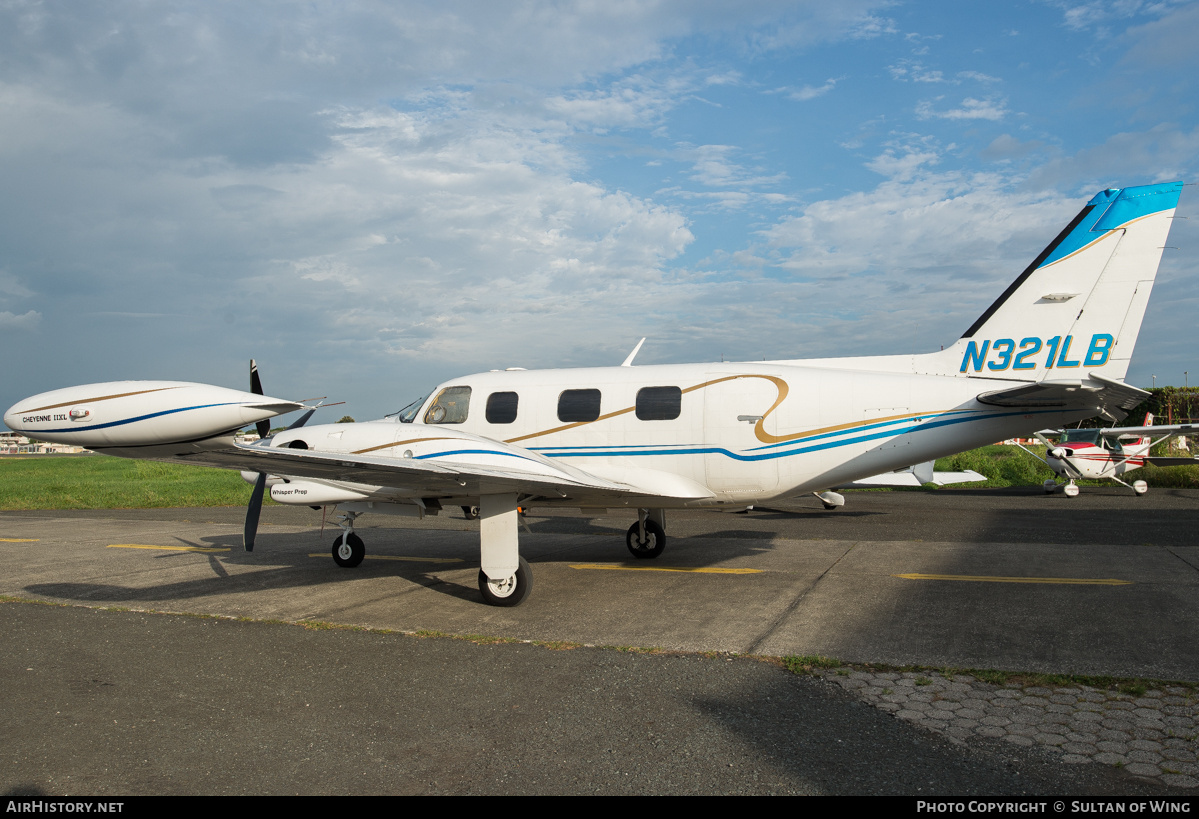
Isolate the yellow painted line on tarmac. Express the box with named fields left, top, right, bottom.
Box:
left=307, top=554, right=463, bottom=563
left=570, top=563, right=761, bottom=575
left=894, top=573, right=1132, bottom=586
left=0, top=538, right=39, bottom=542
left=108, top=544, right=230, bottom=553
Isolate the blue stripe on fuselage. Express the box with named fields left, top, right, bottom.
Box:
left=531, top=408, right=1060, bottom=462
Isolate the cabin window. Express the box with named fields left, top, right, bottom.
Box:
left=486, top=391, right=519, bottom=424
left=636, top=386, right=682, bottom=421
left=558, top=389, right=601, bottom=422
left=424, top=386, right=471, bottom=424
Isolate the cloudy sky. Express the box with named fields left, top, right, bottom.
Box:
left=3, top=0, right=1197, bottom=421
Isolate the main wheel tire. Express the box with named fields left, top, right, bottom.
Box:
left=626, top=519, right=666, bottom=559
left=332, top=533, right=365, bottom=568
left=461, top=505, right=480, bottom=520
left=478, top=555, right=533, bottom=607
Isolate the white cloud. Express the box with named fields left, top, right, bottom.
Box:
left=889, top=60, right=947, bottom=83
left=751, top=173, right=1081, bottom=354
left=683, top=144, right=786, bottom=188
left=957, top=70, right=1001, bottom=83
left=865, top=148, right=940, bottom=180
left=786, top=77, right=842, bottom=101
left=1026, top=123, right=1199, bottom=189
left=1052, top=0, right=1175, bottom=32
left=0, top=310, right=41, bottom=330
left=916, top=96, right=1009, bottom=121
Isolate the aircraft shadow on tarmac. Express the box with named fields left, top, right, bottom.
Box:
left=22, top=518, right=794, bottom=608
left=17, top=488, right=1199, bottom=680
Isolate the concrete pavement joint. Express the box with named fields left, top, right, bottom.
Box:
left=814, top=667, right=1199, bottom=789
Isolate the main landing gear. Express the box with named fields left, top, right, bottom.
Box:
left=478, top=555, right=533, bottom=606
left=626, top=508, right=667, bottom=559
left=324, top=501, right=670, bottom=606
left=1046, top=478, right=1148, bottom=498
left=327, top=496, right=534, bottom=608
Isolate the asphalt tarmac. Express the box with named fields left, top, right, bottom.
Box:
left=2, top=487, right=1197, bottom=795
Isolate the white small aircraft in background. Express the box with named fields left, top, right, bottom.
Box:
left=4, top=181, right=1186, bottom=606
left=1014, top=414, right=1197, bottom=496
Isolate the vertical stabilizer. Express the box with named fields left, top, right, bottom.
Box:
left=943, top=181, right=1182, bottom=382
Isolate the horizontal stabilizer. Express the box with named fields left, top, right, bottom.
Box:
left=842, top=461, right=986, bottom=488
left=977, top=372, right=1147, bottom=415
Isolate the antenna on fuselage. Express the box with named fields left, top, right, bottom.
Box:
left=621, top=338, right=646, bottom=367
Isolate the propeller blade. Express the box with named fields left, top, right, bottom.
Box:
left=250, top=359, right=264, bottom=395
left=244, top=472, right=267, bottom=552
left=287, top=409, right=316, bottom=430
left=250, top=359, right=271, bottom=439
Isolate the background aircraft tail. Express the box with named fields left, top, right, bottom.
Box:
left=939, top=181, right=1182, bottom=383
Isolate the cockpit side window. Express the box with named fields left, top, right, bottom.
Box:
left=424, top=386, right=471, bottom=424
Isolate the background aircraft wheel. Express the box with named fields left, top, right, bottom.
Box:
left=1063, top=484, right=1080, bottom=498
left=626, top=520, right=666, bottom=559
left=822, top=502, right=839, bottom=510
left=478, top=555, right=533, bottom=607
left=461, top=505, right=480, bottom=520
left=1043, top=479, right=1058, bottom=494
left=332, top=533, right=365, bottom=568
left=1133, top=480, right=1148, bottom=495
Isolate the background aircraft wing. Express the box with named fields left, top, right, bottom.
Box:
left=1098, top=423, right=1198, bottom=436
left=975, top=373, right=1148, bottom=415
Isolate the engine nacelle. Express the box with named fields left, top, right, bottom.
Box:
left=269, top=480, right=374, bottom=505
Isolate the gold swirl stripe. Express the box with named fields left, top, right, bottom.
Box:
left=19, top=386, right=181, bottom=413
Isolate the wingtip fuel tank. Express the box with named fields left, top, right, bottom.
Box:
left=4, top=380, right=304, bottom=452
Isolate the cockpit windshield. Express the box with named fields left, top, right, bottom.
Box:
left=389, top=396, right=425, bottom=424
left=1060, top=429, right=1102, bottom=446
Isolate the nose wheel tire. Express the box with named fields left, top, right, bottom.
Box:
left=478, top=555, right=533, bottom=607
left=626, top=519, right=666, bottom=559
left=332, top=533, right=365, bottom=568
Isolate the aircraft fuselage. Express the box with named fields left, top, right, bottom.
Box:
left=266, top=361, right=1095, bottom=506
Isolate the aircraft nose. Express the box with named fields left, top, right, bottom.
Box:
left=3, top=402, right=25, bottom=432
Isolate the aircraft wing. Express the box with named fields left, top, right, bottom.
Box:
left=177, top=437, right=715, bottom=502
left=975, top=373, right=1148, bottom=414
left=1144, top=456, right=1198, bottom=466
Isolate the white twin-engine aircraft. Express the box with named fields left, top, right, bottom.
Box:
left=4, top=181, right=1185, bottom=606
